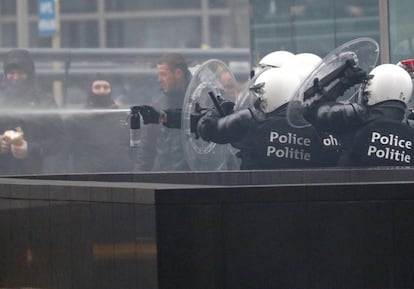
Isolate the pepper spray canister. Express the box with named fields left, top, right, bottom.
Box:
left=129, top=106, right=141, bottom=147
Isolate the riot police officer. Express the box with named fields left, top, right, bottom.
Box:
left=305, top=63, right=414, bottom=167
left=195, top=67, right=338, bottom=170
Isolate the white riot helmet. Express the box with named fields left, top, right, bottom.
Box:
left=359, top=64, right=413, bottom=106
left=250, top=67, right=301, bottom=114
left=283, top=53, right=322, bottom=81
left=259, top=50, right=295, bottom=68
left=294, top=53, right=322, bottom=66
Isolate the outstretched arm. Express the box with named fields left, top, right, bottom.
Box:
left=197, top=109, right=255, bottom=144
left=305, top=102, right=366, bottom=133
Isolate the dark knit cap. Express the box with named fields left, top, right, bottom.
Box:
left=91, top=73, right=112, bottom=87
left=3, top=49, right=35, bottom=76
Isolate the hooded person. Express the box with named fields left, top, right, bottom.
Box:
left=0, top=48, right=54, bottom=108
left=0, top=49, right=65, bottom=175
left=66, top=73, right=133, bottom=173
left=86, top=74, right=118, bottom=108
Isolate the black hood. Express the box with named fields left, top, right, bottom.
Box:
left=3, top=49, right=35, bottom=77
left=86, top=74, right=116, bottom=108
left=86, top=92, right=116, bottom=108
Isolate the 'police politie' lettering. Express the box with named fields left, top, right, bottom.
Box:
left=267, top=131, right=311, bottom=160
left=367, top=132, right=412, bottom=164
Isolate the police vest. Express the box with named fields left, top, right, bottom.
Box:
left=318, top=131, right=342, bottom=166
left=248, top=118, right=326, bottom=169
left=349, top=119, right=414, bottom=167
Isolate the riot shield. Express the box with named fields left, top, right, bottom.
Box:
left=181, top=59, right=241, bottom=171
left=287, top=37, right=379, bottom=128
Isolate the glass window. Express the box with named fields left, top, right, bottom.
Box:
left=0, top=0, right=15, bottom=16
left=210, top=0, right=228, bottom=9
left=0, top=23, right=17, bottom=47
left=29, top=21, right=52, bottom=48
left=61, top=21, right=99, bottom=48
left=210, top=1, right=250, bottom=48
left=211, top=16, right=247, bottom=48
left=107, top=18, right=201, bottom=48
left=60, top=0, right=97, bottom=13
left=28, top=0, right=37, bottom=14
left=210, top=16, right=228, bottom=48
left=28, top=0, right=97, bottom=14
left=105, top=0, right=200, bottom=11
left=250, top=0, right=379, bottom=65
left=389, top=0, right=414, bottom=63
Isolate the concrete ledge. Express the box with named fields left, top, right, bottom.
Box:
left=11, top=166, right=414, bottom=186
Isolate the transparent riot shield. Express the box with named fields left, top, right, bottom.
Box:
left=234, top=84, right=251, bottom=111
left=181, top=59, right=241, bottom=171
left=287, top=37, right=379, bottom=128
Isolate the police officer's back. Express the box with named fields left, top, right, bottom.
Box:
left=196, top=67, right=335, bottom=170
left=306, top=63, right=414, bottom=167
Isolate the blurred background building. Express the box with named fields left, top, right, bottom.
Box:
left=1, top=1, right=414, bottom=61
left=0, top=0, right=413, bottom=106
left=0, top=0, right=251, bottom=106
left=0, top=0, right=250, bottom=49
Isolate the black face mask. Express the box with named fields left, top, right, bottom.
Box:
left=86, top=92, right=115, bottom=108
left=2, top=77, right=34, bottom=105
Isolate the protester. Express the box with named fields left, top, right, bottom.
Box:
left=0, top=48, right=55, bottom=107
left=134, top=52, right=192, bottom=171
left=0, top=48, right=63, bottom=175
left=68, top=74, right=133, bottom=173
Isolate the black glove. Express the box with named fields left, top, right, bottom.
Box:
left=189, top=95, right=235, bottom=138
left=340, top=65, right=368, bottom=91
left=190, top=106, right=224, bottom=138
left=197, top=112, right=220, bottom=142
left=160, top=108, right=182, bottom=129
left=304, top=59, right=368, bottom=103
left=138, top=105, right=160, bottom=124
left=219, top=100, right=235, bottom=116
